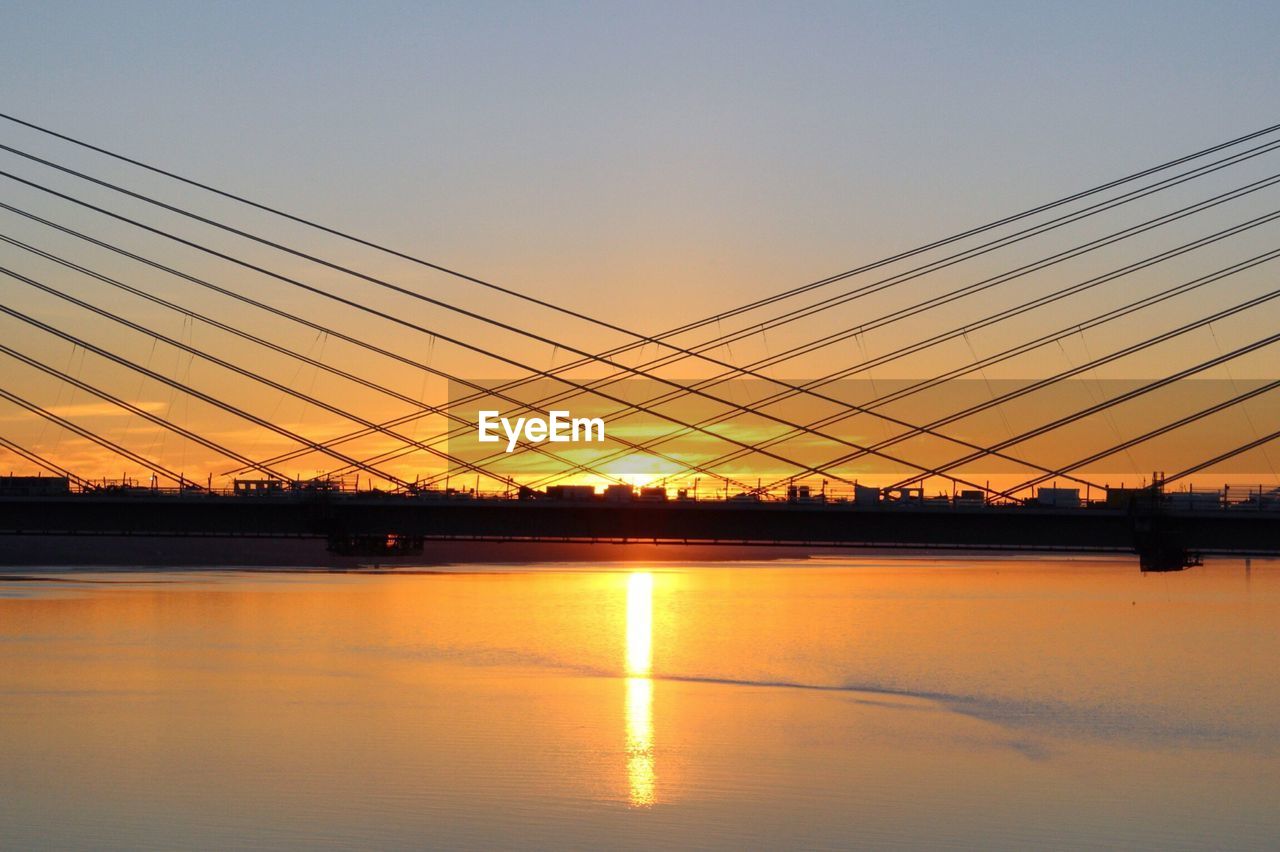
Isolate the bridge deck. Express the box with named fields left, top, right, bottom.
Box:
left=3, top=494, right=1278, bottom=568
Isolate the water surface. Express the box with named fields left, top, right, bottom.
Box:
left=0, top=557, right=1276, bottom=849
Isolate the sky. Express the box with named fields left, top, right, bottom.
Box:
left=1, top=1, right=1279, bottom=488
left=3, top=0, right=1278, bottom=321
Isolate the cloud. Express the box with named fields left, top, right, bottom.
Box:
left=42, top=401, right=170, bottom=419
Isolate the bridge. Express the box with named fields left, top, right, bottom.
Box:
left=2, top=481, right=1279, bottom=571
left=1, top=113, right=1280, bottom=571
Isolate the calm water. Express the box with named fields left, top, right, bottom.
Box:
left=0, top=557, right=1276, bottom=850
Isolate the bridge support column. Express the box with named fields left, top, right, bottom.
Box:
left=326, top=532, right=425, bottom=557
left=1135, top=542, right=1202, bottom=572
left=1131, top=512, right=1201, bottom=572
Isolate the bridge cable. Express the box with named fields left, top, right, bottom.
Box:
left=0, top=172, right=1010, bottom=494
left=0, top=432, right=96, bottom=489
left=1005, top=378, right=1280, bottom=495
left=735, top=245, right=1280, bottom=492
left=0, top=232, right=636, bottom=489
left=171, top=152, right=1280, bottom=488
left=5, top=111, right=1280, bottom=359
left=0, top=296, right=416, bottom=488
left=1165, top=429, right=1280, bottom=485
left=0, top=386, right=200, bottom=488
left=0, top=154, right=1124, bottom=494
left=0, top=264, right=537, bottom=490
left=0, top=340, right=298, bottom=483
left=781, top=278, right=1280, bottom=496
left=568, top=215, right=1280, bottom=492
left=4, top=134, right=1276, bottom=466
left=0, top=209, right=751, bottom=492
left=513, top=195, right=1280, bottom=488
left=326, top=152, right=1280, bottom=482
left=5, top=129, right=1277, bottom=493
left=882, top=323, right=1280, bottom=494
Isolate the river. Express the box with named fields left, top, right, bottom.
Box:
left=1, top=556, right=1275, bottom=849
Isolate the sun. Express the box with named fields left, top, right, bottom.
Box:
left=619, top=471, right=662, bottom=489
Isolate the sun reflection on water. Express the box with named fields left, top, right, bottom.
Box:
left=625, top=572, right=655, bottom=807
left=626, top=572, right=653, bottom=677
left=626, top=677, right=655, bottom=807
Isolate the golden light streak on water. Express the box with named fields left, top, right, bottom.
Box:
left=625, top=676, right=655, bottom=807
left=625, top=571, right=655, bottom=807
left=625, top=572, right=653, bottom=676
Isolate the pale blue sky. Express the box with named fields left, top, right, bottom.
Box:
left=3, top=0, right=1277, bottom=327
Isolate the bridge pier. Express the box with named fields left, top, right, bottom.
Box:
left=1131, top=512, right=1201, bottom=572
left=326, top=532, right=425, bottom=557
left=1136, top=542, right=1202, bottom=572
